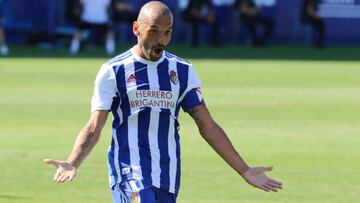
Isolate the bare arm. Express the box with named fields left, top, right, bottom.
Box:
left=44, top=110, right=109, bottom=183
left=188, top=104, right=249, bottom=175
left=67, top=110, right=109, bottom=168
left=187, top=103, right=283, bottom=192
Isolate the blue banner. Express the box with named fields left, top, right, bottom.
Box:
left=319, top=0, right=360, bottom=18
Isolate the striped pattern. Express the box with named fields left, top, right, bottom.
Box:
left=92, top=48, right=203, bottom=194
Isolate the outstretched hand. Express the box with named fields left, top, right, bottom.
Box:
left=242, top=166, right=283, bottom=192
left=43, top=159, right=76, bottom=183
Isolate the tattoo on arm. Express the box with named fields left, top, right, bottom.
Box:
left=72, top=132, right=95, bottom=167
left=188, top=107, right=200, bottom=122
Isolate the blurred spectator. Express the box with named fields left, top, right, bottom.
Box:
left=69, top=0, right=115, bottom=55
left=110, top=0, right=137, bottom=24
left=234, top=0, right=275, bottom=46
left=181, top=0, right=220, bottom=46
left=110, top=0, right=137, bottom=44
left=0, top=0, right=9, bottom=55
left=300, top=0, right=325, bottom=48
left=211, top=0, right=236, bottom=44
left=65, top=0, right=83, bottom=27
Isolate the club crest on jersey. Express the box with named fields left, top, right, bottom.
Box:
left=169, top=70, right=178, bottom=85
left=127, top=74, right=136, bottom=83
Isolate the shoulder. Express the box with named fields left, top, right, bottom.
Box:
left=96, top=50, right=132, bottom=78
left=106, top=49, right=133, bottom=67
left=164, top=51, right=192, bottom=66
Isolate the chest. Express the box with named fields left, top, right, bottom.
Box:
left=118, top=61, right=186, bottom=111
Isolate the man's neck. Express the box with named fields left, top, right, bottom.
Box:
left=133, top=44, right=148, bottom=60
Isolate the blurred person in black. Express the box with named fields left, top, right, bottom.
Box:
left=109, top=0, right=137, bottom=43
left=68, top=0, right=115, bottom=55
left=300, top=0, right=325, bottom=48
left=181, top=0, right=220, bottom=46
left=65, top=0, right=83, bottom=27
left=0, top=0, right=9, bottom=55
left=234, top=0, right=275, bottom=46
left=110, top=0, right=137, bottom=24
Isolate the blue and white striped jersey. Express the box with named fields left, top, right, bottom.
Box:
left=91, top=48, right=203, bottom=194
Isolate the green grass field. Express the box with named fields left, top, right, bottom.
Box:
left=1, top=51, right=360, bottom=202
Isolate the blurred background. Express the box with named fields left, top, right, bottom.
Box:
left=1, top=0, right=360, bottom=57
left=1, top=1, right=360, bottom=203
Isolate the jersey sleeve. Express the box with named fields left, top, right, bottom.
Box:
left=90, top=63, right=117, bottom=112
left=180, top=65, right=204, bottom=111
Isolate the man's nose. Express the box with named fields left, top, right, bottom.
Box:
left=158, top=33, right=168, bottom=44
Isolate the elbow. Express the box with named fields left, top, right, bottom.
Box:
left=198, top=127, right=218, bottom=147
left=198, top=122, right=217, bottom=140
left=92, top=123, right=104, bottom=141
left=90, top=129, right=101, bottom=143
left=197, top=121, right=207, bottom=137
left=85, top=124, right=102, bottom=143
left=198, top=120, right=222, bottom=141
left=198, top=128, right=206, bottom=138
left=92, top=133, right=101, bottom=144
left=199, top=129, right=211, bottom=143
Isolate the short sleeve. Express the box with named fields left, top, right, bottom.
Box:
left=91, top=63, right=117, bottom=112
left=180, top=65, right=204, bottom=111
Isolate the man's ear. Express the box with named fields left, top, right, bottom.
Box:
left=133, top=21, right=140, bottom=36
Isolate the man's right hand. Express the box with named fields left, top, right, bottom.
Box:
left=43, top=159, right=76, bottom=183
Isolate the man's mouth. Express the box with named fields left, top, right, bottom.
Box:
left=153, top=47, right=164, bottom=55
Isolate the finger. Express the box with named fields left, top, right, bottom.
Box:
left=266, top=180, right=282, bottom=188
left=252, top=183, right=269, bottom=192
left=44, top=159, right=60, bottom=166
left=53, top=170, right=61, bottom=182
left=257, top=185, right=270, bottom=192
left=269, top=178, right=283, bottom=186
left=55, top=174, right=63, bottom=183
left=56, top=174, right=67, bottom=183
left=263, top=184, right=278, bottom=192
left=55, top=169, right=66, bottom=183
left=265, top=182, right=281, bottom=191
left=263, top=166, right=273, bottom=172
left=68, top=174, right=75, bottom=182
left=59, top=174, right=69, bottom=183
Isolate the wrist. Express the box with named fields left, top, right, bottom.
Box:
left=238, top=165, right=250, bottom=176
left=66, top=159, right=78, bottom=169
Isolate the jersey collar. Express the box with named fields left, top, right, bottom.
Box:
left=131, top=46, right=166, bottom=66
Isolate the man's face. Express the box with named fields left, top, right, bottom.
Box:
left=134, top=13, right=173, bottom=61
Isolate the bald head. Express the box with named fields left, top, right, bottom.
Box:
left=137, top=1, right=173, bottom=23
left=133, top=1, right=173, bottom=61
